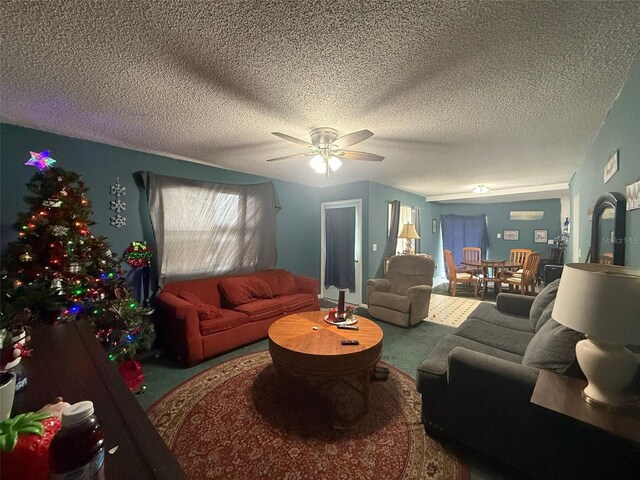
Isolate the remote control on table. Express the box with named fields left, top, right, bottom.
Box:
left=341, top=339, right=359, bottom=345
left=337, top=324, right=359, bottom=330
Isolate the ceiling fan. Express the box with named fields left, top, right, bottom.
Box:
left=267, top=127, right=384, bottom=176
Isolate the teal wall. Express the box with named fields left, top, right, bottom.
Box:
left=367, top=182, right=442, bottom=278
left=439, top=199, right=562, bottom=261
left=0, top=124, right=322, bottom=280
left=568, top=57, right=640, bottom=268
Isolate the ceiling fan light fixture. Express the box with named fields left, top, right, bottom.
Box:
left=473, top=185, right=490, bottom=194
left=328, top=156, right=342, bottom=171
left=310, top=155, right=326, bottom=174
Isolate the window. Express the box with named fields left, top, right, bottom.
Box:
left=388, top=203, right=414, bottom=254
left=141, top=172, right=279, bottom=285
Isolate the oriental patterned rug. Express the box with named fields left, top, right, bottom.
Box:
left=147, top=351, right=469, bottom=480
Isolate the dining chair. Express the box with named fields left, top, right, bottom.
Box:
left=460, top=246, right=482, bottom=275
left=444, top=249, right=478, bottom=297
left=599, top=252, right=613, bottom=265
left=505, top=248, right=531, bottom=276
left=478, top=260, right=505, bottom=299
left=503, top=252, right=541, bottom=295
left=461, top=247, right=482, bottom=264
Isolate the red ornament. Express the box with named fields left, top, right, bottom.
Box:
left=123, top=241, right=152, bottom=268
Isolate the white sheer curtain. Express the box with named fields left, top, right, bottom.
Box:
left=140, top=172, right=280, bottom=286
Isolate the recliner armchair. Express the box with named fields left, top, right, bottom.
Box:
left=367, top=255, right=435, bottom=327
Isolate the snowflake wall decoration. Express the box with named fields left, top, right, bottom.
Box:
left=109, top=177, right=127, bottom=228
left=109, top=198, right=126, bottom=213
left=110, top=181, right=126, bottom=197
left=110, top=214, right=127, bottom=228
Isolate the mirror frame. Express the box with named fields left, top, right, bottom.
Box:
left=590, top=192, right=626, bottom=265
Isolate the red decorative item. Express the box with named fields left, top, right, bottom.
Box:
left=123, top=241, right=152, bottom=269
left=118, top=359, right=145, bottom=392
left=0, top=413, right=62, bottom=480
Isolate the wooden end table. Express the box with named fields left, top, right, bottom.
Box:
left=268, top=311, right=383, bottom=417
left=530, top=370, right=640, bottom=444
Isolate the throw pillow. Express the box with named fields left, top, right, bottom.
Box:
left=266, top=271, right=297, bottom=296
left=178, top=291, right=222, bottom=320
left=529, top=279, right=560, bottom=331
left=218, top=277, right=274, bottom=306
left=535, top=299, right=555, bottom=332
left=522, top=307, right=582, bottom=374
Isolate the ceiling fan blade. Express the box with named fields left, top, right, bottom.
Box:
left=339, top=150, right=384, bottom=162
left=271, top=132, right=313, bottom=147
left=266, top=153, right=310, bottom=162
left=333, top=129, right=374, bottom=148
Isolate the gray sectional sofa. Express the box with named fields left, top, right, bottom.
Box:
left=417, top=280, right=640, bottom=479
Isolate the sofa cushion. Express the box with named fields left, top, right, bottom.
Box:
left=455, top=317, right=535, bottom=356
left=417, top=334, right=525, bottom=391
left=199, top=309, right=250, bottom=335
left=529, top=279, right=560, bottom=331
left=368, top=291, right=411, bottom=313
left=233, top=298, right=285, bottom=322
left=178, top=291, right=222, bottom=320
left=467, top=302, right=533, bottom=333
left=218, top=277, right=273, bottom=306
left=262, top=270, right=297, bottom=296
left=522, top=305, right=582, bottom=374
left=276, top=293, right=315, bottom=313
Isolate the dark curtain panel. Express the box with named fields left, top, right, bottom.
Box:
left=376, top=200, right=401, bottom=278
left=324, top=207, right=356, bottom=291
left=441, top=214, right=490, bottom=265
left=413, top=208, right=421, bottom=253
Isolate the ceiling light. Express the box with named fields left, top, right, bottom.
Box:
left=309, top=155, right=326, bottom=174
left=328, top=156, right=342, bottom=171
left=473, top=185, right=490, bottom=194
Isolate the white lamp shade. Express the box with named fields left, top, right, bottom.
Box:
left=552, top=263, right=640, bottom=345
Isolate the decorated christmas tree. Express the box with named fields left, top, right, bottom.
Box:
left=2, top=151, right=153, bottom=364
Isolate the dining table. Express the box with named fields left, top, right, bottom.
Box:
left=460, top=259, right=524, bottom=297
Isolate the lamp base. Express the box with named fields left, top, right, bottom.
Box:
left=576, top=338, right=637, bottom=409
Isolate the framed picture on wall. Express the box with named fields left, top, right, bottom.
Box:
left=603, top=149, right=619, bottom=183
left=503, top=229, right=519, bottom=241
left=432, top=218, right=438, bottom=233
left=627, top=180, right=640, bottom=211
left=534, top=229, right=548, bottom=243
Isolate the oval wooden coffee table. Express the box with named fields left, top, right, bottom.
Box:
left=268, top=311, right=383, bottom=417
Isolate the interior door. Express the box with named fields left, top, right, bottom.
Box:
left=321, top=199, right=362, bottom=305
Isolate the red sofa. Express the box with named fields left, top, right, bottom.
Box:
left=154, top=269, right=319, bottom=365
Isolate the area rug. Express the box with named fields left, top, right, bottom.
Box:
left=425, top=293, right=482, bottom=328
left=147, top=351, right=469, bottom=480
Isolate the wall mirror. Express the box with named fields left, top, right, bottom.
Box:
left=590, top=192, right=626, bottom=265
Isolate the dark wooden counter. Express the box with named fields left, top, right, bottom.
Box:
left=13, top=321, right=186, bottom=479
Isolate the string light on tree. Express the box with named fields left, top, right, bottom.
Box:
left=3, top=154, right=154, bottom=367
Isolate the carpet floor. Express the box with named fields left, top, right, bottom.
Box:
left=148, top=351, right=469, bottom=480
left=139, top=298, right=529, bottom=480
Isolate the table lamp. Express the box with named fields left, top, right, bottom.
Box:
left=552, top=263, right=640, bottom=408
left=398, top=223, right=420, bottom=255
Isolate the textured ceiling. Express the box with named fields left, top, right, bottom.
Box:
left=2, top=1, right=640, bottom=200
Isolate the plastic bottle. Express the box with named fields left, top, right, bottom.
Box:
left=49, top=401, right=105, bottom=479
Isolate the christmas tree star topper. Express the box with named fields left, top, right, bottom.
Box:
left=25, top=150, right=56, bottom=170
